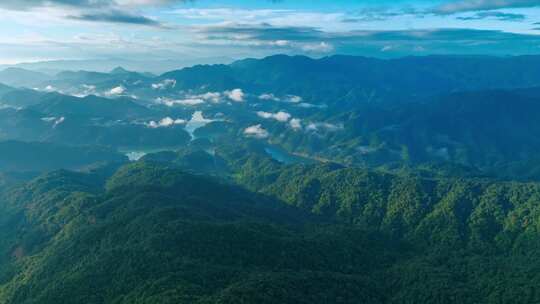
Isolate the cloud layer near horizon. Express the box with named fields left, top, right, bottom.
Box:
left=433, top=0, right=540, bottom=14
left=2, top=1, right=540, bottom=66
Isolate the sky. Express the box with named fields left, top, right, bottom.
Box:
left=2, top=0, right=540, bottom=70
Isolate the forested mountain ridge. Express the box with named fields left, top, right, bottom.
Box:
left=238, top=156, right=540, bottom=248
left=0, top=163, right=389, bottom=304
left=177, top=145, right=540, bottom=250
left=259, top=86, right=540, bottom=177
left=164, top=55, right=540, bottom=97
left=0, top=141, right=127, bottom=172
left=0, top=160, right=539, bottom=303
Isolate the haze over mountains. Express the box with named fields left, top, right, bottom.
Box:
left=2, top=54, right=540, bottom=303
left=0, top=57, right=236, bottom=75
left=2, top=54, right=540, bottom=178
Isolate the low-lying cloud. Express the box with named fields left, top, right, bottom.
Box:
left=42, top=116, right=66, bottom=128
left=258, top=93, right=303, bottom=103
left=146, top=117, right=186, bottom=128
left=152, top=79, right=176, bottom=90
left=107, top=85, right=126, bottom=96
left=306, top=122, right=343, bottom=132
left=225, top=88, right=245, bottom=102
left=155, top=97, right=205, bottom=106
left=256, top=110, right=304, bottom=131
left=244, top=124, right=269, bottom=139
left=155, top=90, right=234, bottom=107
left=257, top=111, right=292, bottom=122
left=289, top=118, right=302, bottom=130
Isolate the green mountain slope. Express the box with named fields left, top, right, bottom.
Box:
left=0, top=140, right=127, bottom=172
left=0, top=163, right=395, bottom=304
left=162, top=55, right=540, bottom=99
left=0, top=161, right=539, bottom=303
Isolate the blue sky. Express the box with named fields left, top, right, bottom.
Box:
left=1, top=0, right=540, bottom=67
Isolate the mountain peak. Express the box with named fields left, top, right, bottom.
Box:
left=110, top=66, right=130, bottom=74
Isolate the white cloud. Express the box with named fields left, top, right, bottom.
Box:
left=172, top=8, right=346, bottom=33
left=154, top=90, right=226, bottom=107
left=244, top=124, right=269, bottom=139
left=116, top=0, right=178, bottom=7
left=54, top=117, right=65, bottom=128
left=35, top=85, right=63, bottom=94
left=155, top=90, right=225, bottom=106
left=78, top=84, right=97, bottom=97
left=41, top=117, right=56, bottom=122
left=151, top=79, right=176, bottom=90
left=44, top=85, right=58, bottom=92
left=257, top=111, right=292, bottom=122
left=177, top=98, right=205, bottom=106
left=108, top=85, right=126, bottom=96
left=155, top=97, right=205, bottom=106
left=273, top=112, right=291, bottom=122
left=301, top=42, right=334, bottom=53
left=286, top=95, right=303, bottom=103
left=289, top=118, right=302, bottom=130
left=146, top=117, right=186, bottom=128
left=258, top=93, right=303, bottom=103
left=432, top=0, right=540, bottom=14
left=306, top=122, right=343, bottom=132
left=259, top=93, right=280, bottom=101
left=225, top=88, right=245, bottom=102
left=171, top=8, right=293, bottom=21
left=41, top=116, right=65, bottom=128
left=273, top=40, right=290, bottom=46
left=296, top=102, right=326, bottom=109
left=196, top=91, right=222, bottom=103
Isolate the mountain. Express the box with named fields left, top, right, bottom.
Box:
left=55, top=70, right=115, bottom=83
left=1, top=57, right=234, bottom=74
left=395, top=89, right=540, bottom=165
left=9, top=54, right=540, bottom=104
left=0, top=94, right=192, bottom=149
left=0, top=160, right=539, bottom=303
left=0, top=171, right=37, bottom=191
left=160, top=64, right=241, bottom=92
left=0, top=68, right=52, bottom=87
left=7, top=53, right=540, bottom=303
left=55, top=68, right=150, bottom=84
left=0, top=88, right=45, bottom=108
left=0, top=140, right=127, bottom=172
left=161, top=55, right=540, bottom=102
left=0, top=107, right=51, bottom=141
left=4, top=55, right=540, bottom=179
left=0, top=163, right=353, bottom=304
left=44, top=120, right=192, bottom=148
left=110, top=66, right=130, bottom=74
left=29, top=93, right=151, bottom=119
left=0, top=83, right=14, bottom=97
left=230, top=86, right=540, bottom=179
